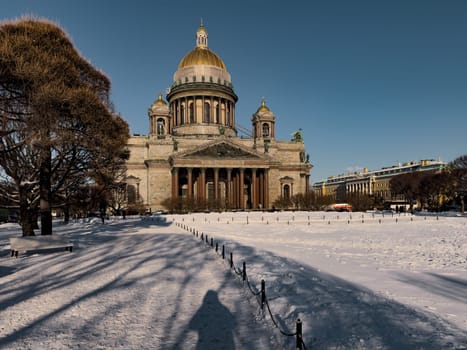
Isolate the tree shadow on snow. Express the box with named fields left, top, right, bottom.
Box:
left=0, top=225, right=222, bottom=349
left=396, top=272, right=467, bottom=305
left=214, top=240, right=467, bottom=350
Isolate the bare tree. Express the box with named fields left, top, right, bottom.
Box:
left=390, top=172, right=427, bottom=211
left=0, top=18, right=129, bottom=235
left=448, top=155, right=467, bottom=213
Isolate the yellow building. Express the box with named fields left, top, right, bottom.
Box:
left=126, top=23, right=311, bottom=212
left=313, top=159, right=446, bottom=203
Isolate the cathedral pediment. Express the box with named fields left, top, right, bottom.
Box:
left=176, top=140, right=263, bottom=160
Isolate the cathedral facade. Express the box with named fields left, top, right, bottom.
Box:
left=126, top=24, right=311, bottom=211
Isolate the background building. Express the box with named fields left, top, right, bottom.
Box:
left=126, top=24, right=311, bottom=212
left=313, top=159, right=446, bottom=205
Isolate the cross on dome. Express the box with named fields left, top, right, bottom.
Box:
left=196, top=19, right=208, bottom=48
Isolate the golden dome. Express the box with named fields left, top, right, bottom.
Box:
left=149, top=93, right=169, bottom=115
left=178, top=46, right=226, bottom=70
left=154, top=92, right=167, bottom=105
left=256, top=97, right=271, bottom=113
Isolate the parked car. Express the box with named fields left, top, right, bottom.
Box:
left=325, top=203, right=352, bottom=212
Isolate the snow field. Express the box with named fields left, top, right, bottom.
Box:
left=1, top=212, right=466, bottom=349
left=173, top=211, right=467, bottom=349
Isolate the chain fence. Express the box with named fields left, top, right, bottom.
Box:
left=176, top=222, right=307, bottom=350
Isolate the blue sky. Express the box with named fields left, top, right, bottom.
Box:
left=2, top=0, right=466, bottom=183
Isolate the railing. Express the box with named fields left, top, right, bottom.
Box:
left=175, top=221, right=308, bottom=349
left=183, top=211, right=440, bottom=226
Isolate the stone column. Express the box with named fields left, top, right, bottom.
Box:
left=226, top=168, right=232, bottom=208
left=214, top=168, right=219, bottom=200
left=234, top=174, right=237, bottom=208
left=234, top=171, right=240, bottom=208
left=259, top=171, right=264, bottom=208
left=251, top=168, right=257, bottom=209
left=187, top=168, right=193, bottom=198
left=232, top=101, right=235, bottom=126
left=171, top=168, right=179, bottom=199
left=239, top=168, right=245, bottom=209
left=202, top=96, right=205, bottom=123
left=264, top=169, right=269, bottom=209
left=196, top=170, right=201, bottom=200
left=200, top=168, right=206, bottom=201
left=211, top=97, right=215, bottom=123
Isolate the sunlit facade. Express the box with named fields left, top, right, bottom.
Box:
left=126, top=23, right=311, bottom=211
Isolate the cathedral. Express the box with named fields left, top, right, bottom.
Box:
left=126, top=23, right=311, bottom=212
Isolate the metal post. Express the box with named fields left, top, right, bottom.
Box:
left=296, top=319, right=303, bottom=350
left=230, top=252, right=233, bottom=269
left=216, top=242, right=218, bottom=252
left=222, top=245, right=225, bottom=259
left=211, top=237, right=213, bottom=247
left=242, top=261, right=246, bottom=281
left=261, top=279, right=266, bottom=310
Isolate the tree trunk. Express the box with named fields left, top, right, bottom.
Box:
left=19, top=187, right=35, bottom=236
left=40, top=147, right=53, bottom=235
left=64, top=204, right=70, bottom=224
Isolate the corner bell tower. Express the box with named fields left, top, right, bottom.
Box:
left=252, top=98, right=275, bottom=141
left=148, top=93, right=171, bottom=138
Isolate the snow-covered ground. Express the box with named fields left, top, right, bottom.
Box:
left=1, top=211, right=466, bottom=349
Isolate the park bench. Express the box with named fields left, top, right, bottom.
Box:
left=9, top=235, right=73, bottom=258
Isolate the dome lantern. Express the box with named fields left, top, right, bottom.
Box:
left=196, top=20, right=208, bottom=48
left=177, top=23, right=227, bottom=70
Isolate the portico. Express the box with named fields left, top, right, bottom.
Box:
left=171, top=166, right=269, bottom=209
left=169, top=140, right=270, bottom=209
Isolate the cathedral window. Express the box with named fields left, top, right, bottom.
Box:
left=262, top=123, right=270, bottom=137
left=127, top=185, right=137, bottom=204
left=189, top=103, right=194, bottom=123
left=180, top=104, right=185, bottom=125
left=204, top=102, right=211, bottom=123
left=215, top=103, right=220, bottom=124
left=157, top=118, right=165, bottom=135
left=283, top=184, right=290, bottom=199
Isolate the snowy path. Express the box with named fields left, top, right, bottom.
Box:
left=173, top=211, right=467, bottom=349
left=0, top=220, right=276, bottom=350
left=2, top=213, right=467, bottom=349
